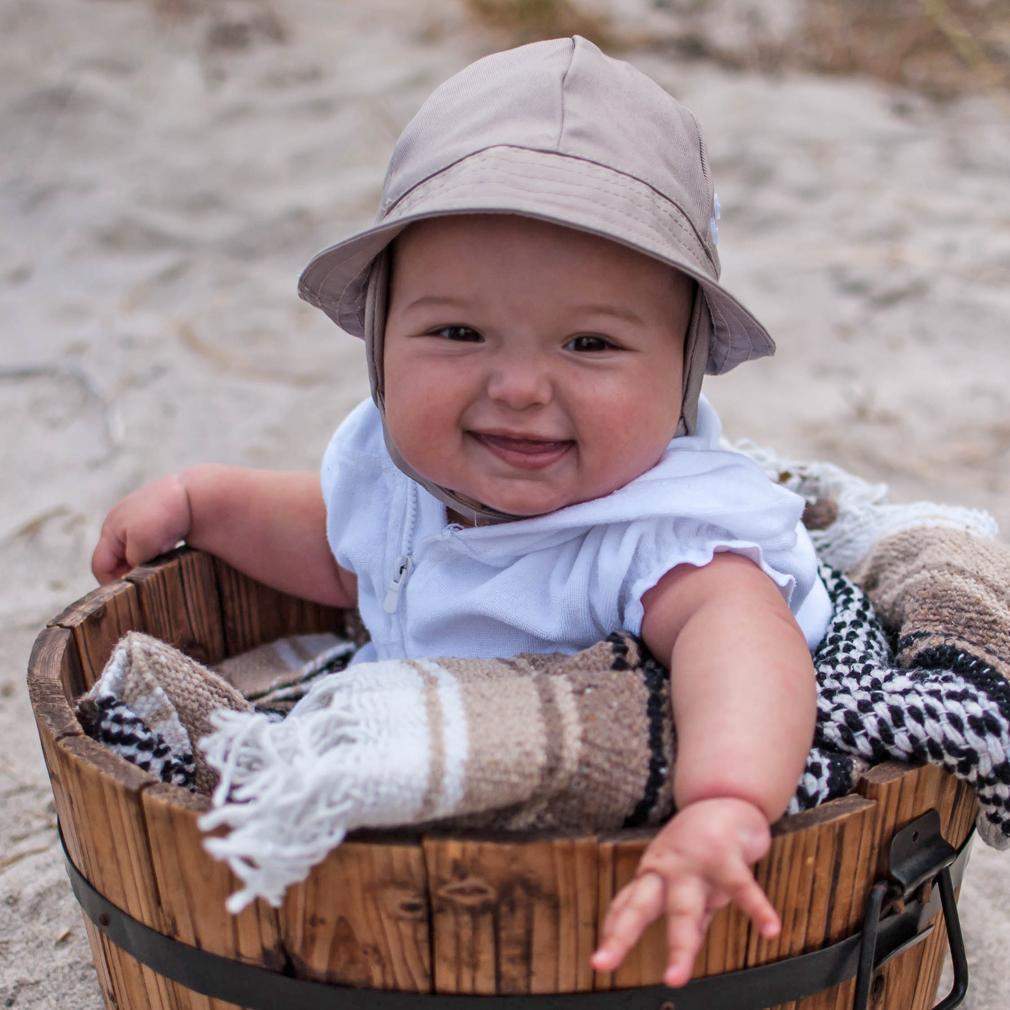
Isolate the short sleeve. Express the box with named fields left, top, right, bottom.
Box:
left=319, top=398, right=390, bottom=576
left=618, top=516, right=828, bottom=650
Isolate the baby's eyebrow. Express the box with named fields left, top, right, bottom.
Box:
left=401, top=294, right=471, bottom=313
left=402, top=295, right=645, bottom=327
left=575, top=304, right=645, bottom=326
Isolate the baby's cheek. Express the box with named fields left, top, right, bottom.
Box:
left=385, top=389, right=465, bottom=483
left=577, top=392, right=676, bottom=486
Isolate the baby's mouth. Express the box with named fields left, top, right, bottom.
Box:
left=467, top=430, right=575, bottom=469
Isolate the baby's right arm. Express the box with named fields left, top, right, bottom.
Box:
left=91, top=465, right=357, bottom=610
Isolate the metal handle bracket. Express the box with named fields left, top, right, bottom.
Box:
left=853, top=810, right=969, bottom=1010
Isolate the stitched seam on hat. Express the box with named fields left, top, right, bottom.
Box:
left=395, top=153, right=706, bottom=256
left=313, top=228, right=398, bottom=320
left=398, top=147, right=708, bottom=262
left=315, top=179, right=710, bottom=322
left=393, top=153, right=711, bottom=272
left=387, top=145, right=715, bottom=268
left=707, top=296, right=737, bottom=372
left=306, top=255, right=358, bottom=312
left=556, top=38, right=576, bottom=150
left=313, top=193, right=703, bottom=322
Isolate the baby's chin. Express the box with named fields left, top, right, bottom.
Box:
left=448, top=481, right=576, bottom=518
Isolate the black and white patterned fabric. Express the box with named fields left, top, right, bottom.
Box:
left=76, top=694, right=195, bottom=788
left=791, top=564, right=1010, bottom=847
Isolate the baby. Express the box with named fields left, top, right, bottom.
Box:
left=91, top=38, right=833, bottom=989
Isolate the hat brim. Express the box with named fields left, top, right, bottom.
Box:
left=298, top=146, right=773, bottom=375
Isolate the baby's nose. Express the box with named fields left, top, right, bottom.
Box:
left=484, top=353, right=554, bottom=409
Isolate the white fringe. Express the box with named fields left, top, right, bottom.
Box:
left=197, top=660, right=431, bottom=912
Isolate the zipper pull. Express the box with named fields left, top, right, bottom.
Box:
left=383, top=554, right=414, bottom=613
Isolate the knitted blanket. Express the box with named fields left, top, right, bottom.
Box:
left=75, top=449, right=1010, bottom=913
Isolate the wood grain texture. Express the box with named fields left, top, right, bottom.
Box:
left=211, top=553, right=343, bottom=656
left=424, top=834, right=598, bottom=994
left=125, top=548, right=227, bottom=666
left=142, top=783, right=283, bottom=1010
left=48, top=578, right=143, bottom=690
left=282, top=837, right=432, bottom=990
left=52, top=732, right=181, bottom=1009
left=592, top=795, right=880, bottom=997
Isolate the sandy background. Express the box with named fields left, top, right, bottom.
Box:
left=2, top=1, right=1009, bottom=1006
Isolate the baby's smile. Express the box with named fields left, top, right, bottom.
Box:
left=467, top=428, right=576, bottom=470
left=382, top=213, right=695, bottom=517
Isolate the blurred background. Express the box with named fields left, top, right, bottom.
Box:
left=2, top=1, right=1008, bottom=1006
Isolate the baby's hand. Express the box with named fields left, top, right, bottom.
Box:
left=91, top=473, right=192, bottom=584
left=590, top=797, right=779, bottom=988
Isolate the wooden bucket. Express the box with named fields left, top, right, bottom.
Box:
left=28, top=547, right=977, bottom=1010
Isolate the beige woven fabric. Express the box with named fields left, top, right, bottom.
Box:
left=79, top=628, right=674, bottom=832
left=851, top=527, right=1010, bottom=679
left=414, top=641, right=673, bottom=833
left=78, top=631, right=251, bottom=793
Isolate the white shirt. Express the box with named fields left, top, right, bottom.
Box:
left=320, top=396, right=832, bottom=665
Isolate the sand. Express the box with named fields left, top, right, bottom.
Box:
left=1, top=1, right=1008, bottom=1006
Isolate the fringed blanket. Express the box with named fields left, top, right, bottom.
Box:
left=75, top=449, right=1010, bottom=913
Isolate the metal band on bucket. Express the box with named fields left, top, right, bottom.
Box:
left=57, top=814, right=973, bottom=1010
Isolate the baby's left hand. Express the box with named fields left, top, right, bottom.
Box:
left=590, top=797, right=780, bottom=988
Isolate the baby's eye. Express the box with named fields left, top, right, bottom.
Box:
left=431, top=325, right=482, bottom=342
left=565, top=334, right=616, bottom=353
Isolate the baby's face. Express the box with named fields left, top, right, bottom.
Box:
left=383, top=214, right=693, bottom=517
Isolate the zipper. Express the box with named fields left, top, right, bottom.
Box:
left=383, top=482, right=419, bottom=614
left=382, top=554, right=413, bottom=613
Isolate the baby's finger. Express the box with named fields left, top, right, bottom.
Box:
left=718, top=860, right=780, bottom=938
left=598, top=872, right=660, bottom=940
left=91, top=532, right=127, bottom=584
left=591, top=872, right=665, bottom=973
left=662, top=876, right=707, bottom=988
left=599, top=880, right=636, bottom=933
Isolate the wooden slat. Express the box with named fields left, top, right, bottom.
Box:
left=211, top=556, right=343, bottom=655
left=28, top=624, right=85, bottom=737
left=753, top=795, right=879, bottom=1010
left=125, top=549, right=227, bottom=666
left=28, top=623, right=87, bottom=712
left=589, top=765, right=976, bottom=1009
left=592, top=827, right=665, bottom=989
left=53, top=735, right=160, bottom=918
left=51, top=733, right=181, bottom=1009
left=48, top=579, right=143, bottom=689
left=282, top=837, right=432, bottom=990
left=761, top=796, right=879, bottom=1010
left=424, top=835, right=599, bottom=994
left=79, top=917, right=121, bottom=1010
left=142, top=783, right=283, bottom=1010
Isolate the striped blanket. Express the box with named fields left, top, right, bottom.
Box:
left=75, top=453, right=1010, bottom=913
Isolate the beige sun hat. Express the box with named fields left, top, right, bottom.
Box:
left=298, top=35, right=775, bottom=523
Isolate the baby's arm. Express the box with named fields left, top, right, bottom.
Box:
left=591, top=552, right=817, bottom=985
left=92, top=465, right=356, bottom=610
